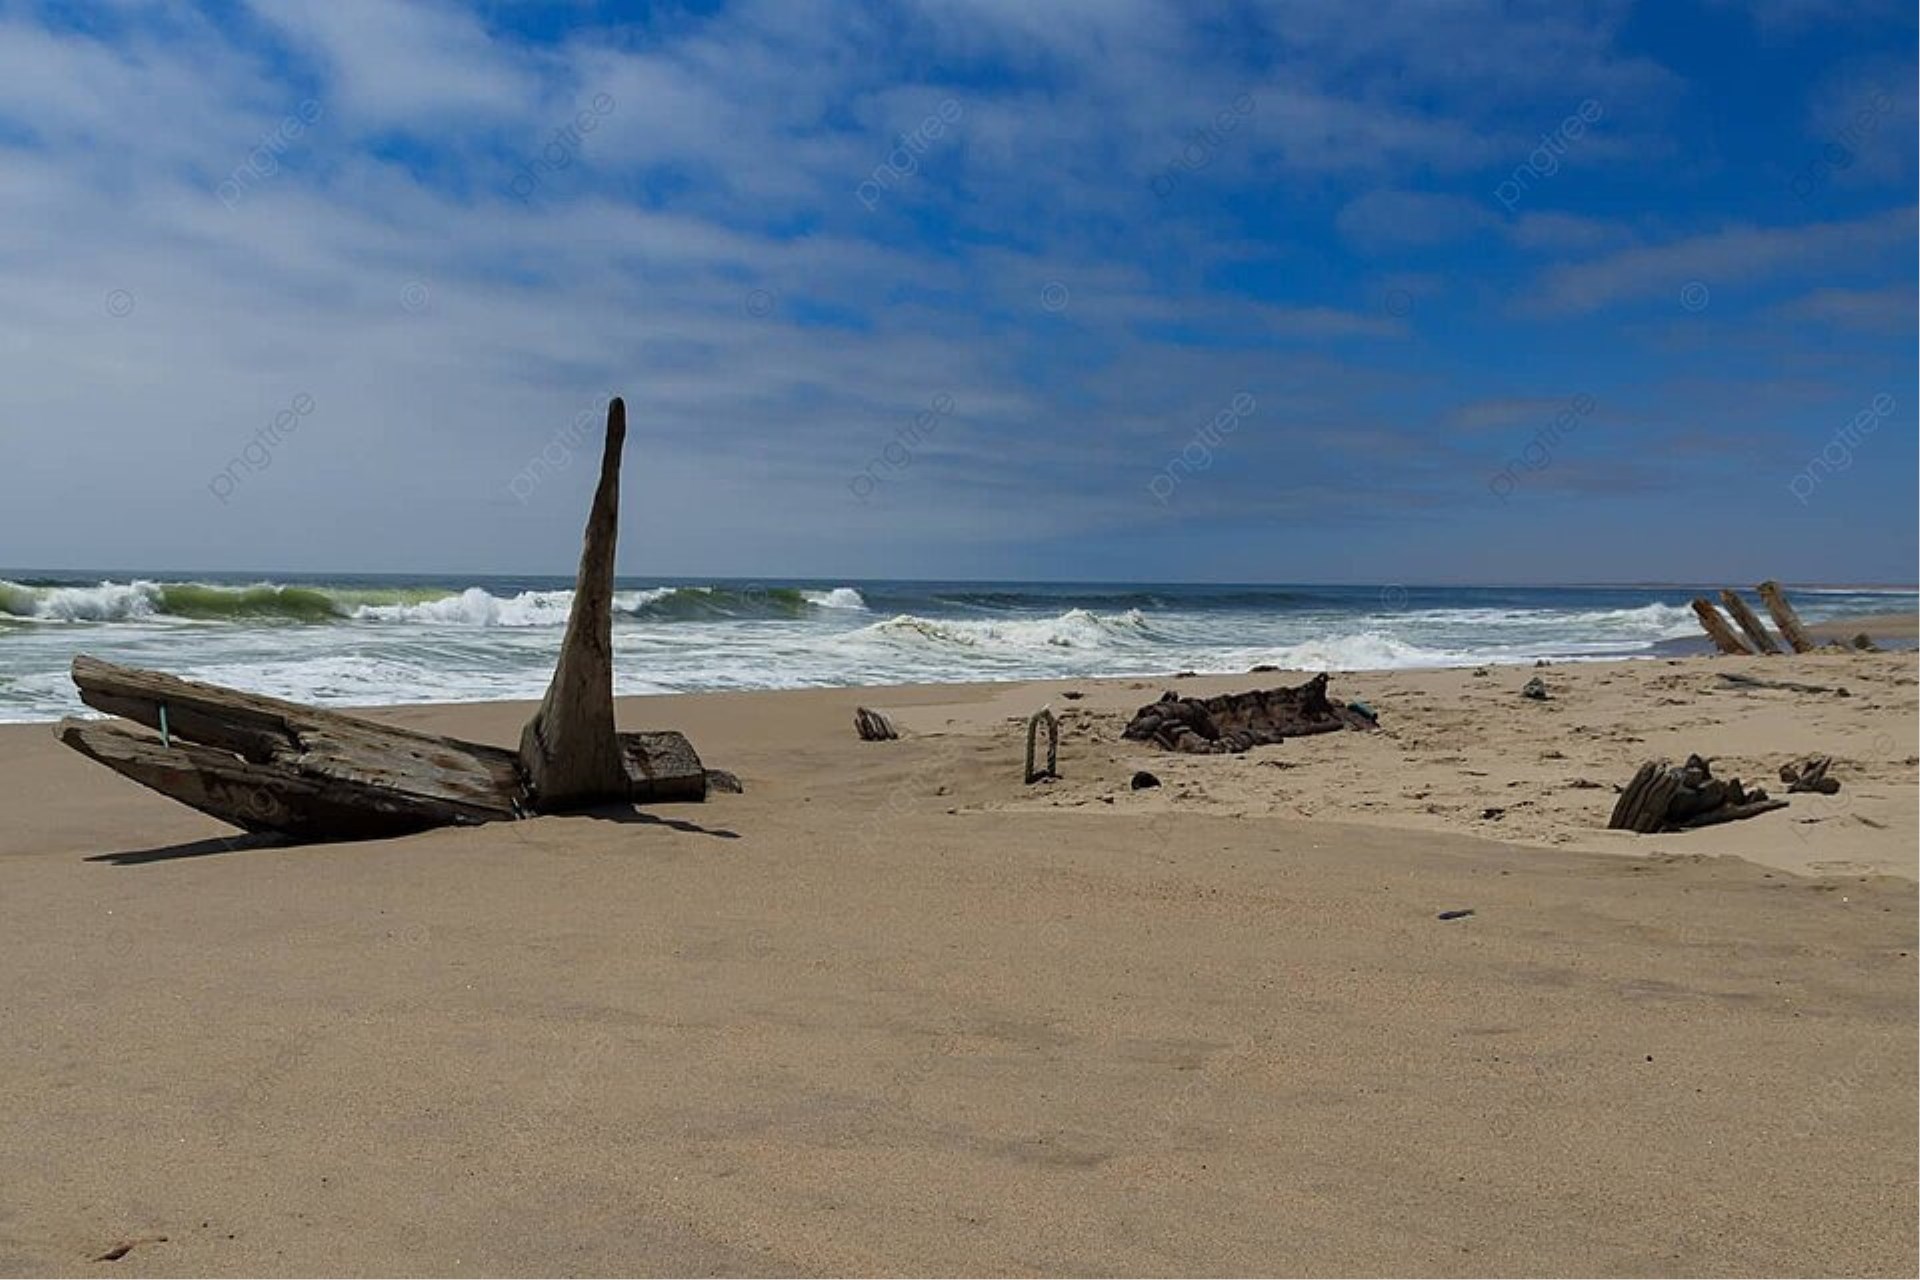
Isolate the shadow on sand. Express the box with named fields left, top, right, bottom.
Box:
left=85, top=804, right=738, bottom=865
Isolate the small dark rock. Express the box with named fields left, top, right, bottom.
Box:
left=1437, top=909, right=1475, bottom=921
left=1481, top=806, right=1506, bottom=820
left=1250, top=664, right=1279, bottom=673
left=1521, top=676, right=1549, bottom=701
left=705, top=769, right=744, bottom=794
left=1061, top=690, right=1084, bottom=700
left=1130, top=770, right=1161, bottom=790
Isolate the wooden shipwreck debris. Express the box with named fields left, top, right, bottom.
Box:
left=1690, top=582, right=1828, bottom=656
left=57, top=397, right=715, bottom=842
left=1718, top=589, right=1781, bottom=655
left=1756, top=580, right=1817, bottom=654
left=1779, top=755, right=1840, bottom=795
left=853, top=707, right=899, bottom=741
left=1689, top=598, right=1751, bottom=655
left=1024, top=707, right=1059, bottom=783
left=1122, top=673, right=1377, bottom=754
left=520, top=397, right=632, bottom=808
left=1607, top=755, right=1787, bottom=833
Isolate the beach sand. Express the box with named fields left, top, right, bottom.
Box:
left=2, top=649, right=1915, bottom=1275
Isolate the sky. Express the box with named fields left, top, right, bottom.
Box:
left=0, top=0, right=1913, bottom=585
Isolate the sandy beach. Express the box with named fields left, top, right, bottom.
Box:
left=1, top=646, right=1914, bottom=1276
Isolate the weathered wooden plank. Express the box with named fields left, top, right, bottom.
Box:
left=618, top=731, right=708, bottom=803
left=57, top=720, right=501, bottom=839
left=1757, top=580, right=1816, bottom=654
left=72, top=656, right=526, bottom=819
left=1689, top=598, right=1751, bottom=655
left=520, top=397, right=630, bottom=808
left=1718, top=589, right=1781, bottom=655
left=854, top=707, right=898, bottom=741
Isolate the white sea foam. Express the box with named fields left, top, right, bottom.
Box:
left=857, top=608, right=1152, bottom=653
left=803, top=587, right=868, bottom=610
left=1, top=579, right=165, bottom=622
left=3, top=579, right=1912, bottom=724
left=352, top=587, right=577, bottom=627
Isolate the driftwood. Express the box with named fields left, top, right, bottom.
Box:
left=1757, top=580, right=1816, bottom=654
left=1122, top=673, right=1376, bottom=754
left=59, top=657, right=526, bottom=838
left=1718, top=590, right=1781, bottom=655
left=1689, top=598, right=1751, bottom=655
left=1025, top=708, right=1059, bottom=783
left=520, top=398, right=631, bottom=808
left=854, top=707, right=898, bottom=741
left=1780, top=755, right=1840, bottom=795
left=1607, top=755, right=1786, bottom=833
left=57, top=397, right=714, bottom=841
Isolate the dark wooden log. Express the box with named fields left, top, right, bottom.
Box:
left=1718, top=590, right=1781, bottom=655
left=1608, top=755, right=1787, bottom=833
left=1690, top=598, right=1751, bottom=655
left=520, top=398, right=630, bottom=809
left=1756, top=580, right=1816, bottom=654
left=854, top=707, right=898, bottom=741
left=1608, top=759, right=1679, bottom=833
left=70, top=656, right=526, bottom=824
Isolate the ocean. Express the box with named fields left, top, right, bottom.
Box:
left=2, top=572, right=1912, bottom=724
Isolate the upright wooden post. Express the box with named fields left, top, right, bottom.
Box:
left=1719, top=589, right=1781, bottom=655
left=519, top=399, right=632, bottom=808
left=1690, top=598, right=1751, bottom=655
left=1756, top=581, right=1816, bottom=654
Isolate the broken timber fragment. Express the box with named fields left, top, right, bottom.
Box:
left=1121, top=673, right=1376, bottom=754
left=519, top=397, right=632, bottom=809
left=1756, top=580, right=1816, bottom=654
left=1780, top=754, right=1840, bottom=795
left=854, top=707, right=899, bottom=741
left=1607, top=755, right=1786, bottom=833
left=1718, top=589, right=1781, bottom=655
left=1689, top=598, right=1751, bottom=655
left=1025, top=707, right=1059, bottom=783
left=60, top=656, right=527, bottom=839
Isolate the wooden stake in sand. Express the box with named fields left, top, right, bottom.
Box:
left=1756, top=581, right=1816, bottom=654
left=56, top=397, right=714, bottom=842
left=1718, top=589, right=1781, bottom=655
left=1689, top=598, right=1751, bottom=656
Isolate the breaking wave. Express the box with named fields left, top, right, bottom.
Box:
left=0, top=580, right=869, bottom=627
left=855, top=608, right=1157, bottom=653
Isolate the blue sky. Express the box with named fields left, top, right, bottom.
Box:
left=0, top=0, right=1913, bottom=583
